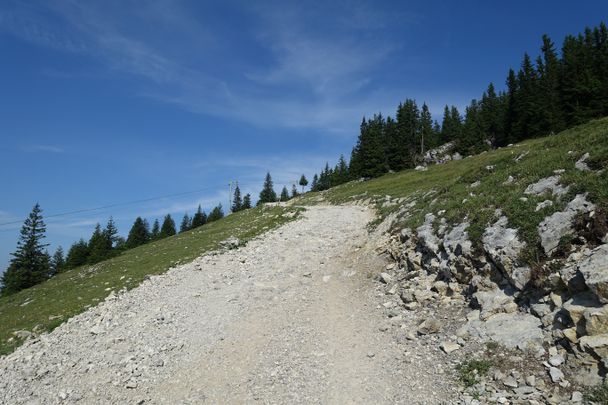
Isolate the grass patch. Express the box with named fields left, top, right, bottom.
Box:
left=585, top=383, right=608, bottom=404
left=298, top=117, right=608, bottom=262
left=0, top=204, right=302, bottom=356
left=457, top=359, right=493, bottom=387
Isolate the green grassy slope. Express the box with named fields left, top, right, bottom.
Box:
left=301, top=117, right=608, bottom=261
left=0, top=204, right=302, bottom=355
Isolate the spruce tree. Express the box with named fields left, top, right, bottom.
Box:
left=480, top=83, right=505, bottom=146
left=191, top=205, right=207, bottom=228
left=1, top=203, right=51, bottom=295
left=280, top=186, right=290, bottom=201
left=298, top=175, right=308, bottom=193
left=104, top=217, right=119, bottom=249
left=159, top=214, right=176, bottom=239
left=51, top=246, right=65, bottom=275
left=180, top=213, right=191, bottom=233
left=232, top=185, right=243, bottom=212
left=291, top=184, right=299, bottom=198
left=258, top=172, right=277, bottom=205
left=537, top=35, right=564, bottom=134
left=151, top=219, right=160, bottom=240
left=311, top=174, right=319, bottom=190
left=88, top=223, right=112, bottom=264
left=419, top=103, right=434, bottom=153
left=242, top=194, right=252, bottom=209
left=207, top=204, right=224, bottom=222
left=126, top=217, right=150, bottom=248
left=65, top=239, right=90, bottom=270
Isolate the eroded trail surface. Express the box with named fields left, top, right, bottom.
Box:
left=1, top=206, right=455, bottom=404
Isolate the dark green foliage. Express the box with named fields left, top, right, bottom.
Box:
left=207, top=204, right=224, bottom=222
left=258, top=172, right=277, bottom=205
left=104, top=217, right=119, bottom=248
left=242, top=194, right=252, bottom=209
left=232, top=185, right=243, bottom=212
left=180, top=214, right=191, bottom=233
left=585, top=382, right=608, bottom=403
left=280, top=186, right=290, bottom=201
left=87, top=223, right=113, bottom=264
left=457, top=359, right=493, bottom=387
left=151, top=219, right=160, bottom=240
left=1, top=204, right=51, bottom=296
left=298, top=174, right=308, bottom=193
left=159, top=214, right=176, bottom=239
left=311, top=174, right=319, bottom=190
left=51, top=246, right=65, bottom=275
left=291, top=184, right=299, bottom=198
left=126, top=217, right=150, bottom=248
left=419, top=103, right=435, bottom=153
left=65, top=239, right=90, bottom=269
left=191, top=205, right=207, bottom=228
left=350, top=114, right=388, bottom=178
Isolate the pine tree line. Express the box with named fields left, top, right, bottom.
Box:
left=310, top=22, right=608, bottom=185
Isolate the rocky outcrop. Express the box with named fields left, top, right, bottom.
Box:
left=538, top=194, right=595, bottom=256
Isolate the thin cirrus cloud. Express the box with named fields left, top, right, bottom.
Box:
left=22, top=144, right=65, bottom=154
left=0, top=0, right=412, bottom=134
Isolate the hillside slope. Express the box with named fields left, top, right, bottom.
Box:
left=0, top=205, right=301, bottom=355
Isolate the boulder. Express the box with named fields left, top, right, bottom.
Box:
left=575, top=152, right=591, bottom=171
left=219, top=236, right=240, bottom=250
left=537, top=194, right=595, bottom=256
left=524, top=176, right=569, bottom=197
left=443, top=222, right=472, bottom=257
left=584, top=304, right=608, bottom=335
left=579, top=334, right=608, bottom=359
left=482, top=217, right=530, bottom=290
left=464, top=312, right=544, bottom=350
left=417, top=318, right=442, bottom=335
left=416, top=213, right=440, bottom=254
left=563, top=292, right=602, bottom=326
left=578, top=245, right=608, bottom=303
left=473, top=289, right=517, bottom=320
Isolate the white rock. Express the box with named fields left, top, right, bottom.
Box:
left=549, top=367, right=564, bottom=382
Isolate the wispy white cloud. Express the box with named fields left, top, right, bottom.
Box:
left=22, top=144, right=65, bottom=153
left=0, top=0, right=413, bottom=134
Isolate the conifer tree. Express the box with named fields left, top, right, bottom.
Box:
left=280, top=186, right=290, bottom=202
left=258, top=172, right=277, bottom=205
left=291, top=184, right=299, bottom=198
left=207, top=204, right=224, bottom=222
left=159, top=214, right=176, bottom=239
left=1, top=203, right=51, bottom=295
left=151, top=219, right=160, bottom=240
left=419, top=103, right=434, bottom=153
left=298, top=175, right=308, bottom=193
left=104, top=217, right=119, bottom=249
left=311, top=174, right=319, bottom=190
left=88, top=223, right=112, bottom=264
left=537, top=35, right=564, bottom=134
left=350, top=114, right=387, bottom=178
left=51, top=246, right=65, bottom=275
left=126, top=217, right=150, bottom=248
left=191, top=205, right=207, bottom=228
left=65, top=239, right=90, bottom=270
left=180, top=213, right=191, bottom=233
left=480, top=83, right=504, bottom=146
left=242, top=194, right=252, bottom=209
left=232, top=185, right=243, bottom=212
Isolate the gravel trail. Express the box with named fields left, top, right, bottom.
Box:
left=0, top=205, right=455, bottom=404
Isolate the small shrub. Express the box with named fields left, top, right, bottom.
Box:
left=456, top=359, right=493, bottom=387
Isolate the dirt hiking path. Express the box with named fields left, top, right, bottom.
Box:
left=0, top=205, right=455, bottom=404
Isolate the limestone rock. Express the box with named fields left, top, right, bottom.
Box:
left=464, top=312, right=543, bottom=350
left=416, top=213, right=440, bottom=255
left=443, top=222, right=472, bottom=257
left=524, top=176, right=569, bottom=197
left=575, top=153, right=590, bottom=171
left=482, top=216, right=530, bottom=290
left=417, top=318, right=441, bottom=335
left=473, top=289, right=517, bottom=320
left=578, top=245, right=608, bottom=303
left=537, top=194, right=595, bottom=256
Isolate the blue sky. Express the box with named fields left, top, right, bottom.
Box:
left=0, top=0, right=606, bottom=271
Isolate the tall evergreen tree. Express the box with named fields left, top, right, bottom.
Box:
left=104, top=217, right=119, bottom=249
left=537, top=34, right=565, bottom=134
left=126, top=217, right=150, bottom=249
left=298, top=174, right=308, bottom=193
left=350, top=114, right=388, bottom=178
left=151, top=219, right=160, bottom=240
left=479, top=83, right=505, bottom=146
left=51, top=246, right=65, bottom=275
left=191, top=205, right=207, bottom=228
left=280, top=186, right=290, bottom=202
left=311, top=174, right=319, bottom=190
left=159, top=214, right=176, bottom=239
left=419, top=103, right=434, bottom=153
left=1, top=203, right=51, bottom=295
left=258, top=172, right=277, bottom=205
left=232, top=185, right=243, bottom=212
left=88, top=223, right=112, bottom=264
left=65, top=239, right=90, bottom=270
left=291, top=184, right=299, bottom=198
left=242, top=194, right=252, bottom=209
left=180, top=213, right=192, bottom=233
left=207, top=204, right=224, bottom=222
left=389, top=101, right=419, bottom=170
